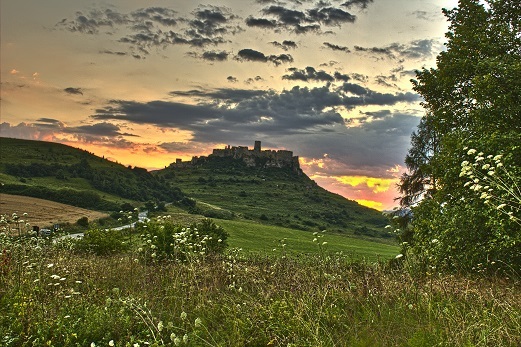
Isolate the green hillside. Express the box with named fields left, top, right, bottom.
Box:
left=0, top=137, right=391, bottom=243
left=156, top=156, right=390, bottom=239
left=0, top=137, right=188, bottom=211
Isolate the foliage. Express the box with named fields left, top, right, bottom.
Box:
left=137, top=218, right=229, bottom=262
left=0, top=230, right=519, bottom=347
left=398, top=0, right=521, bottom=272
left=75, top=227, right=129, bottom=255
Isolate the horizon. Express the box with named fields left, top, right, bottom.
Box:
left=0, top=0, right=459, bottom=210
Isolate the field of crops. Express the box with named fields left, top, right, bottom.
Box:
left=0, top=193, right=108, bottom=229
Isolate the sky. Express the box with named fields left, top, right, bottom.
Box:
left=1, top=0, right=459, bottom=211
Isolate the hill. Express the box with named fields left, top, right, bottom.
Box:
left=0, top=137, right=190, bottom=211
left=155, top=142, right=389, bottom=238
left=0, top=137, right=390, bottom=240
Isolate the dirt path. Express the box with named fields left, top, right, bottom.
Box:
left=0, top=193, right=109, bottom=228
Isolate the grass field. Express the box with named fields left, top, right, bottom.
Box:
left=215, top=219, right=399, bottom=260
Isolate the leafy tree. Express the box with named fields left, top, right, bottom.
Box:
left=398, top=0, right=521, bottom=272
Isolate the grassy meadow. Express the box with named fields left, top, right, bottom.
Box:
left=1, top=215, right=520, bottom=347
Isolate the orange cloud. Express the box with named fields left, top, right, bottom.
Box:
left=333, top=175, right=397, bottom=193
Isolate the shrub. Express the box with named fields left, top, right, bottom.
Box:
left=75, top=228, right=129, bottom=255
left=137, top=218, right=228, bottom=262
left=76, top=217, right=89, bottom=227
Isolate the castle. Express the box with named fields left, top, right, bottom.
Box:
left=171, top=141, right=301, bottom=172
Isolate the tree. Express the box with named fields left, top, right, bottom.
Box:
left=398, top=0, right=521, bottom=272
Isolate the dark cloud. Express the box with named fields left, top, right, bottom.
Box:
left=227, top=76, right=238, bottom=83
left=340, top=82, right=368, bottom=95
left=64, top=122, right=137, bottom=137
left=354, top=39, right=438, bottom=61
left=170, top=88, right=269, bottom=103
left=334, top=72, right=350, bottom=81
left=58, top=5, right=241, bottom=58
left=247, top=3, right=356, bottom=34
left=323, top=42, right=350, bottom=52
left=269, top=40, right=298, bottom=50
left=236, top=49, right=293, bottom=65
left=341, top=0, right=374, bottom=9
left=202, top=50, right=229, bottom=61
left=64, top=87, right=83, bottom=95
left=100, top=50, right=128, bottom=56
left=246, top=16, right=278, bottom=28
left=236, top=48, right=268, bottom=62
left=245, top=76, right=264, bottom=84
left=92, top=83, right=419, bottom=148
left=283, top=66, right=351, bottom=83
left=354, top=45, right=395, bottom=59
left=306, top=7, right=356, bottom=26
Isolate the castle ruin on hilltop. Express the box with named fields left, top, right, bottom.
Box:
left=172, top=141, right=301, bottom=172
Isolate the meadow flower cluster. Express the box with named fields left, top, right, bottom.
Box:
left=137, top=217, right=228, bottom=262
left=460, top=148, right=520, bottom=225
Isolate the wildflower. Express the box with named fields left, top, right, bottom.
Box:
left=91, top=343, right=96, bottom=347
left=157, top=321, right=164, bottom=332
left=467, top=148, right=477, bottom=155
left=109, top=340, right=114, bottom=346
left=173, top=337, right=181, bottom=346
left=47, top=263, right=54, bottom=268
left=497, top=204, right=507, bottom=209
left=194, top=317, right=202, bottom=328
left=180, top=311, right=187, bottom=320
left=183, top=334, right=189, bottom=344
left=395, top=254, right=404, bottom=259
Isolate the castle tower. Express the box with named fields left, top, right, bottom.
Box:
left=254, top=140, right=261, bottom=152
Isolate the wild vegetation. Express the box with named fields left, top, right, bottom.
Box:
left=396, top=0, right=521, bottom=273
left=1, top=216, right=519, bottom=347
left=1, top=1, right=520, bottom=345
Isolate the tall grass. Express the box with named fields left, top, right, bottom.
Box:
left=1, top=224, right=520, bottom=346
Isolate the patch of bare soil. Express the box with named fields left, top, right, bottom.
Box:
left=0, top=193, right=109, bottom=228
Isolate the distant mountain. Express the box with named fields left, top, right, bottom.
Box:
left=155, top=141, right=390, bottom=239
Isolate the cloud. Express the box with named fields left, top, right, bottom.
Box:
left=354, top=39, right=438, bottom=61
left=63, top=122, right=138, bottom=137
left=269, top=40, right=298, bottom=50
left=64, top=87, right=83, bottom=95
left=236, top=48, right=294, bottom=65
left=93, top=84, right=419, bottom=149
left=283, top=66, right=351, bottom=83
left=227, top=76, right=238, bottom=83
left=341, top=0, right=374, bottom=10
left=323, top=42, right=350, bottom=53
left=58, top=5, right=241, bottom=57
left=201, top=50, right=229, bottom=61
left=246, top=3, right=356, bottom=34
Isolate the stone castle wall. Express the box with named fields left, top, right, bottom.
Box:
left=172, top=141, right=301, bottom=172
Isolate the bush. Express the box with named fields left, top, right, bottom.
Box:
left=75, top=228, right=129, bottom=255
left=76, top=217, right=89, bottom=227
left=137, top=218, right=228, bottom=262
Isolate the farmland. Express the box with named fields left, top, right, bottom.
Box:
left=0, top=193, right=108, bottom=228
